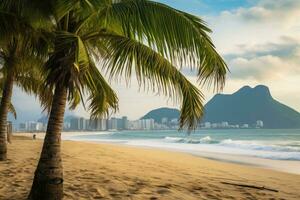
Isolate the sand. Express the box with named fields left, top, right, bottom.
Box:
left=1, top=136, right=300, bottom=200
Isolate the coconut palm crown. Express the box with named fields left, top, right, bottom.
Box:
left=23, top=0, right=227, bottom=199
left=0, top=1, right=51, bottom=161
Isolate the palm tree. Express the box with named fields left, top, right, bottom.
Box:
left=0, top=2, right=50, bottom=160
left=0, top=40, right=48, bottom=161
left=0, top=95, right=17, bottom=120
left=0, top=75, right=17, bottom=121
left=0, top=94, right=17, bottom=143
left=28, top=0, right=227, bottom=199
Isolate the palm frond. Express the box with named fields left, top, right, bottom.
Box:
left=8, top=101, right=17, bottom=119
left=15, top=65, right=53, bottom=113
left=83, top=59, right=119, bottom=118
left=0, top=11, right=20, bottom=43
left=83, top=0, right=227, bottom=91
left=95, top=33, right=204, bottom=130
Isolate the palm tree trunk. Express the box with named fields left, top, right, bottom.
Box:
left=28, top=84, right=67, bottom=200
left=0, top=73, right=14, bottom=161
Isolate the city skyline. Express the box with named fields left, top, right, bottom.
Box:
left=16, top=115, right=264, bottom=132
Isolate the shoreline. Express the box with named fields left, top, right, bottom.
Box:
left=16, top=131, right=300, bottom=175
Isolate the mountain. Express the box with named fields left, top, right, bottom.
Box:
left=142, top=85, right=300, bottom=129
left=141, top=107, right=179, bottom=123
left=8, top=106, right=44, bottom=127
left=37, top=115, right=79, bottom=124
left=9, top=106, right=80, bottom=128
left=64, top=115, right=80, bottom=123
left=37, top=115, right=48, bottom=124
left=202, top=85, right=300, bottom=128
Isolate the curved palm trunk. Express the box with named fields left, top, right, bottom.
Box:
left=28, top=85, right=67, bottom=200
left=0, top=73, right=14, bottom=161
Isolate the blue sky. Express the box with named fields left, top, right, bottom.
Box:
left=156, top=0, right=256, bottom=15
left=12, top=0, right=300, bottom=122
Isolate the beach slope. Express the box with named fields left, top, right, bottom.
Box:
left=1, top=136, right=300, bottom=200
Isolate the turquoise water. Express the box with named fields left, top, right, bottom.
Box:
left=67, top=129, right=300, bottom=161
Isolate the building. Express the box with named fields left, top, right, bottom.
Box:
left=170, top=118, right=178, bottom=124
left=70, top=117, right=87, bottom=131
left=121, top=116, right=129, bottom=130
left=241, top=124, right=249, bottom=128
left=93, top=118, right=107, bottom=131
left=63, top=122, right=70, bottom=130
left=129, top=120, right=140, bottom=130
left=221, top=122, right=229, bottom=128
left=19, top=123, right=27, bottom=131
left=96, top=118, right=107, bottom=131
left=144, top=119, right=154, bottom=130
left=105, top=117, right=128, bottom=130
left=98, top=118, right=107, bottom=131
left=116, top=118, right=123, bottom=130
left=18, top=121, right=45, bottom=132
left=108, top=118, right=118, bottom=130
left=27, top=121, right=44, bottom=131
left=70, top=118, right=80, bottom=130
left=79, top=117, right=87, bottom=130
left=204, top=122, right=211, bottom=129
left=128, top=119, right=155, bottom=130
left=161, top=117, right=168, bottom=124
left=211, top=123, right=218, bottom=129
left=36, top=122, right=44, bottom=131
left=256, top=120, right=264, bottom=128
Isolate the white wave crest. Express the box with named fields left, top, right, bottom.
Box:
left=164, top=136, right=213, bottom=144
left=219, top=139, right=300, bottom=152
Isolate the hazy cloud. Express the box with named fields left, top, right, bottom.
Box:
left=224, top=37, right=300, bottom=80
left=221, top=0, right=300, bottom=23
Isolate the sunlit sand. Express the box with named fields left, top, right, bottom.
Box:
left=1, top=136, right=299, bottom=200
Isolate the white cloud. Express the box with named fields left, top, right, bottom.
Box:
left=229, top=55, right=282, bottom=80
left=226, top=37, right=300, bottom=80
left=204, top=0, right=300, bottom=111
left=221, top=0, right=300, bottom=23
left=207, top=0, right=300, bottom=54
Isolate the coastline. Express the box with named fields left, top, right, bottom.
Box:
left=1, top=135, right=300, bottom=199
left=16, top=131, right=300, bottom=175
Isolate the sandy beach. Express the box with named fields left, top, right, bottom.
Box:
left=1, top=135, right=300, bottom=200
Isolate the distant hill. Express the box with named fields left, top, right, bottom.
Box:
left=37, top=115, right=79, bottom=124
left=8, top=106, right=43, bottom=127
left=141, top=107, right=179, bottom=123
left=64, top=115, right=79, bottom=123
left=37, top=115, right=48, bottom=124
left=202, top=85, right=300, bottom=128
left=142, top=85, right=300, bottom=129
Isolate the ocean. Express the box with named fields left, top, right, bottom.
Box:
left=64, top=129, right=300, bottom=174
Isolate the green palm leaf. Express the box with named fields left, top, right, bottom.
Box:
left=91, top=33, right=204, bottom=129
left=81, top=0, right=227, bottom=90
left=8, top=102, right=16, bottom=119
left=84, top=60, right=119, bottom=118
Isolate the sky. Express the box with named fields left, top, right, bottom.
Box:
left=12, top=0, right=300, bottom=121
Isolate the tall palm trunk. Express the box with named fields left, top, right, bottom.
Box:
left=28, top=84, right=67, bottom=200
left=0, top=72, right=14, bottom=161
